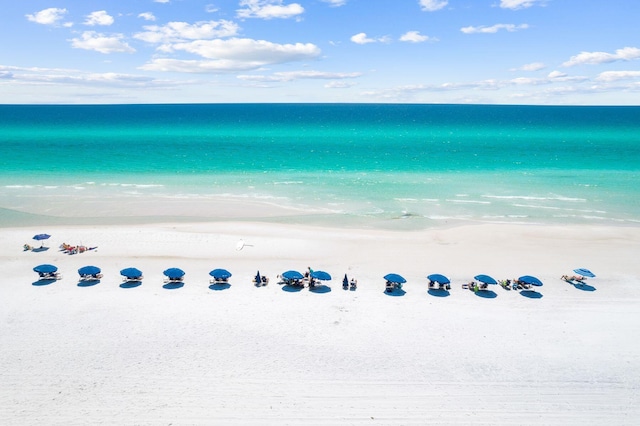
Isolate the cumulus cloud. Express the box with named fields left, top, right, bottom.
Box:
left=511, top=62, right=545, bottom=71
left=26, top=8, right=68, bottom=26
left=399, top=31, right=436, bottom=43
left=500, top=0, right=547, bottom=10
left=205, top=4, right=219, bottom=13
left=562, top=47, right=640, bottom=67
left=237, top=70, right=361, bottom=82
left=134, top=20, right=240, bottom=44
left=596, top=70, right=640, bottom=82
left=461, top=23, right=529, bottom=34
left=237, top=0, right=304, bottom=20
left=350, top=32, right=390, bottom=44
left=84, top=11, right=114, bottom=26
left=70, top=31, right=135, bottom=54
left=419, top=0, right=448, bottom=12
left=140, top=38, right=321, bottom=73
left=138, top=12, right=156, bottom=21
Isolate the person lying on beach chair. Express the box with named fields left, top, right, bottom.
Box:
left=24, top=244, right=33, bottom=251
left=561, top=274, right=586, bottom=283
left=499, top=279, right=511, bottom=290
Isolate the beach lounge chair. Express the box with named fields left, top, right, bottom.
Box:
left=78, top=266, right=103, bottom=281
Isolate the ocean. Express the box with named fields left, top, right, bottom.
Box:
left=1, top=103, right=639, bottom=229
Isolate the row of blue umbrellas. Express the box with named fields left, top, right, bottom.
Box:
left=33, top=265, right=233, bottom=280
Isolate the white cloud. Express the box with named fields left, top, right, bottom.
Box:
left=325, top=81, right=355, bottom=88
left=26, top=8, right=68, bottom=26
left=322, top=0, right=347, bottom=6
left=205, top=4, right=219, bottom=13
left=70, top=31, right=135, bottom=54
left=154, top=0, right=171, bottom=3
left=237, top=0, right=304, bottom=20
left=419, top=0, right=448, bottom=12
left=138, top=12, right=156, bottom=22
left=547, top=70, right=567, bottom=79
left=84, top=11, right=114, bottom=26
left=511, top=62, right=545, bottom=71
left=237, top=70, right=361, bottom=82
left=399, top=31, right=436, bottom=43
left=350, top=32, right=390, bottom=44
left=596, top=70, right=640, bottom=82
left=500, top=0, right=547, bottom=10
left=562, top=47, right=640, bottom=67
left=461, top=23, right=529, bottom=34
left=134, top=20, right=240, bottom=44
left=140, top=38, right=321, bottom=73
left=0, top=65, right=169, bottom=88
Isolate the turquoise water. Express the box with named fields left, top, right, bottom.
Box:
left=1, top=104, right=639, bottom=228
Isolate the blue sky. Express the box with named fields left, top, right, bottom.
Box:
left=1, top=0, right=639, bottom=104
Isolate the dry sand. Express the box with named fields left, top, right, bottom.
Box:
left=1, top=221, right=639, bottom=424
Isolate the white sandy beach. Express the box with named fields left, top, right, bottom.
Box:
left=2, top=221, right=640, bottom=424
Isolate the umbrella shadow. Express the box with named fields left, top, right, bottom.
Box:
left=163, top=282, right=184, bottom=290
left=520, top=290, right=543, bottom=299
left=209, top=283, right=231, bottom=291
left=309, top=284, right=332, bottom=294
left=428, top=288, right=450, bottom=297
left=475, top=290, right=498, bottom=299
left=573, top=282, right=596, bottom=292
left=31, top=247, right=50, bottom=252
left=78, top=279, right=100, bottom=287
left=282, top=284, right=303, bottom=293
left=120, top=280, right=142, bottom=289
left=384, top=288, right=406, bottom=297
left=32, top=278, right=56, bottom=286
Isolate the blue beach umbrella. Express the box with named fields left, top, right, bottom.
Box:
left=34, top=264, right=58, bottom=274
left=209, top=268, right=232, bottom=279
left=427, top=274, right=451, bottom=284
left=310, top=270, right=332, bottom=281
left=384, top=273, right=406, bottom=284
left=120, top=267, right=143, bottom=279
left=519, top=275, right=543, bottom=286
left=474, top=274, right=498, bottom=285
left=33, top=233, right=51, bottom=241
left=343, top=274, right=349, bottom=287
left=574, top=268, right=596, bottom=278
left=78, top=265, right=101, bottom=276
left=282, top=270, right=304, bottom=280
left=255, top=270, right=262, bottom=283
left=163, top=268, right=185, bottom=279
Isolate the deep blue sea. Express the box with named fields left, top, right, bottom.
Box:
left=1, top=104, right=639, bottom=228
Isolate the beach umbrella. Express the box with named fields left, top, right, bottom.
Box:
left=427, top=273, right=450, bottom=284
left=519, top=275, right=543, bottom=286
left=209, top=268, right=232, bottom=279
left=33, top=233, right=51, bottom=247
left=384, top=273, right=406, bottom=284
left=343, top=274, right=349, bottom=287
left=573, top=268, right=596, bottom=278
left=474, top=274, right=497, bottom=285
left=78, top=265, right=101, bottom=276
left=33, top=264, right=58, bottom=274
left=120, top=267, right=143, bottom=279
left=310, top=270, right=332, bottom=281
left=282, top=270, right=304, bottom=280
left=163, top=268, right=185, bottom=279
left=255, top=270, right=262, bottom=283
